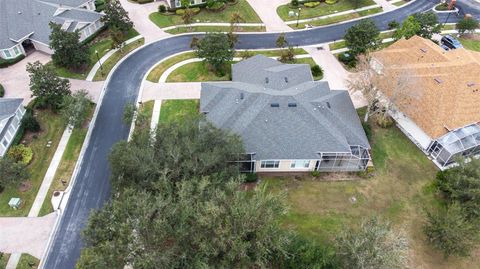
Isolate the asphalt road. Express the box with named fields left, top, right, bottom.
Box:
left=42, top=0, right=479, bottom=268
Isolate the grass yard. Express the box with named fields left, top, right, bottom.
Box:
left=292, top=7, right=383, bottom=29
left=392, top=0, right=409, bottom=7
left=147, top=48, right=308, bottom=82
left=166, top=56, right=320, bottom=82
left=159, top=99, right=199, bottom=123
left=329, top=31, right=393, bottom=50
left=0, top=109, right=66, bottom=217
left=460, top=35, right=480, bottom=52
left=53, top=28, right=139, bottom=80
left=149, top=0, right=261, bottom=28
left=0, top=253, right=9, bottom=269
left=38, top=104, right=95, bottom=216
left=16, top=254, right=39, bottom=269
left=93, top=38, right=145, bottom=81
left=261, top=109, right=480, bottom=268
left=139, top=100, right=155, bottom=128
left=165, top=25, right=266, bottom=34
left=277, top=0, right=376, bottom=21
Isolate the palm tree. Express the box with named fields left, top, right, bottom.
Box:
left=230, top=12, right=245, bottom=32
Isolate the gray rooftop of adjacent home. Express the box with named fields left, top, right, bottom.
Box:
left=200, top=55, right=370, bottom=160
left=0, top=0, right=102, bottom=49
left=0, top=98, right=24, bottom=121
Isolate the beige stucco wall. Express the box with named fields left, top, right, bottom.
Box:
left=255, top=159, right=317, bottom=173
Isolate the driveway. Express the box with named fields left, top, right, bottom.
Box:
left=0, top=51, right=104, bottom=104
left=246, top=0, right=292, bottom=32
left=0, top=213, right=57, bottom=258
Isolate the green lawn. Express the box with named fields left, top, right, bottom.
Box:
left=277, top=0, right=376, bottom=21
left=52, top=28, right=139, bottom=80
left=329, top=31, right=393, bottom=50
left=392, top=0, right=408, bottom=6
left=93, top=38, right=145, bottom=81
left=0, top=109, right=66, bottom=217
left=165, top=25, right=266, bottom=34
left=17, top=254, right=39, bottom=269
left=460, top=36, right=480, bottom=52
left=261, top=109, right=480, bottom=268
left=38, top=104, right=95, bottom=216
left=159, top=99, right=199, bottom=123
left=149, top=0, right=261, bottom=28
left=292, top=7, right=383, bottom=29
left=166, top=56, right=320, bottom=83
left=0, top=253, right=9, bottom=269
left=139, top=100, right=155, bottom=129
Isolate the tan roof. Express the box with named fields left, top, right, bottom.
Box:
left=371, top=35, right=480, bottom=139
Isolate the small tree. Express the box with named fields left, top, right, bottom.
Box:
left=194, top=33, right=235, bottom=74
left=335, top=217, right=409, bottom=269
left=311, top=65, right=323, bottom=78
left=230, top=12, right=245, bottom=32
left=394, top=16, right=421, bottom=40
left=344, top=19, right=380, bottom=56
left=413, top=11, right=441, bottom=39
left=103, top=0, right=133, bottom=33
left=0, top=157, right=29, bottom=190
left=276, top=33, right=288, bottom=48
left=388, top=20, right=400, bottom=30
left=110, top=27, right=125, bottom=51
left=62, top=90, right=92, bottom=128
left=182, top=8, right=195, bottom=29
left=26, top=61, right=71, bottom=110
left=457, top=17, right=479, bottom=35
left=49, top=23, right=89, bottom=70
left=424, top=203, right=479, bottom=258
left=21, top=109, right=40, bottom=133
left=278, top=46, right=296, bottom=63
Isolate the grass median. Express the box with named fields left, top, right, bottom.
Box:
left=277, top=0, right=376, bottom=21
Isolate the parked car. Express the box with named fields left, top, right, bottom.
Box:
left=441, top=35, right=463, bottom=49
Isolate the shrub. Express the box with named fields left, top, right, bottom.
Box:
left=0, top=83, right=4, bottom=97
left=175, top=9, right=185, bottom=15
left=0, top=54, right=25, bottom=68
left=304, top=1, right=320, bottom=8
left=22, top=110, right=41, bottom=133
left=244, top=173, right=258, bottom=183
left=279, top=235, right=338, bottom=268
left=457, top=17, right=479, bottom=35
left=338, top=52, right=356, bottom=67
left=311, top=170, right=320, bottom=177
left=325, top=0, right=337, bottom=4
left=8, top=144, right=33, bottom=165
left=311, top=64, right=323, bottom=77
left=290, top=0, right=299, bottom=7
left=191, top=7, right=201, bottom=14
left=362, top=121, right=372, bottom=141
left=375, top=115, right=394, bottom=128
left=388, top=20, right=399, bottom=29
left=158, top=4, right=166, bottom=13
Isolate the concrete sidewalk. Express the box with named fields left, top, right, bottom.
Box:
left=142, top=82, right=201, bottom=101
left=150, top=99, right=162, bottom=132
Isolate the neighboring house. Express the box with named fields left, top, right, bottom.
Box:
left=0, top=99, right=25, bottom=157
left=371, top=35, right=480, bottom=169
left=0, top=0, right=103, bottom=60
left=200, top=55, right=371, bottom=173
left=167, top=0, right=206, bottom=9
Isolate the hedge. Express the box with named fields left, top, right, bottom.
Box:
left=0, top=54, right=25, bottom=68
left=0, top=83, right=4, bottom=97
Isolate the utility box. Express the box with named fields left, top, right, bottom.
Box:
left=8, top=197, right=21, bottom=209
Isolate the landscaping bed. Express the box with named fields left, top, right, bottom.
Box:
left=38, top=103, right=95, bottom=216
left=149, top=0, right=261, bottom=28
left=93, top=38, right=145, bottom=81
left=0, top=109, right=66, bottom=217
left=277, top=0, right=376, bottom=22
left=0, top=55, right=25, bottom=68
left=260, top=108, right=479, bottom=268
left=17, top=254, right=39, bottom=269
left=159, top=99, right=199, bottom=123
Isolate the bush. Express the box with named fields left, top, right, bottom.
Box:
left=22, top=110, right=41, bottom=133
left=388, top=20, right=399, bottom=29
left=176, top=9, right=185, bottom=15
left=457, top=17, right=479, bottom=35
left=304, top=1, right=320, bottom=7
left=311, top=170, right=320, bottom=177
left=8, top=144, right=33, bottom=165
left=311, top=64, right=323, bottom=77
left=244, top=173, right=258, bottom=183
left=0, top=83, right=4, bottom=97
left=375, top=115, right=394, bottom=128
left=158, top=4, right=166, bottom=13
left=325, top=0, right=337, bottom=4
left=362, top=121, right=372, bottom=141
left=290, top=0, right=299, bottom=6
left=136, top=0, right=153, bottom=3
left=338, top=52, right=356, bottom=68
left=191, top=7, right=201, bottom=14
left=279, top=235, right=338, bottom=268
left=0, top=54, right=25, bottom=68
left=207, top=1, right=226, bottom=11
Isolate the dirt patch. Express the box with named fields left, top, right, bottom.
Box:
left=19, top=181, right=32, bottom=192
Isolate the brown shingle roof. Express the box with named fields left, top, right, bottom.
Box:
left=372, top=35, right=480, bottom=139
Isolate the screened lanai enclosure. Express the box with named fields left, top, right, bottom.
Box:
left=316, top=145, right=371, bottom=172
left=427, top=123, right=480, bottom=168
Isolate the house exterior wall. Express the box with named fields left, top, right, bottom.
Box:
left=255, top=159, right=317, bottom=173
left=0, top=43, right=25, bottom=60
left=0, top=106, right=26, bottom=157
left=170, top=0, right=207, bottom=9
left=31, top=40, right=54, bottom=54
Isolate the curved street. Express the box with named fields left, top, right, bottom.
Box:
left=42, top=0, right=480, bottom=268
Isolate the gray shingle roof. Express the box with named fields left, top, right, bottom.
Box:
left=200, top=56, right=370, bottom=160
left=0, top=0, right=102, bottom=49
left=0, top=98, right=23, bottom=121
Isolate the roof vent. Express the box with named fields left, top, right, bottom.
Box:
left=326, top=102, right=331, bottom=109
left=434, top=77, right=443, bottom=84
left=18, top=11, right=22, bottom=14
left=265, top=77, right=269, bottom=84
left=240, top=92, right=244, bottom=99
left=270, top=103, right=280, bottom=108
left=420, top=48, right=427, bottom=53
left=288, top=103, right=297, bottom=107
left=284, top=77, right=288, bottom=83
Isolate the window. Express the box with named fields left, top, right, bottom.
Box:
left=291, top=160, right=310, bottom=169
left=2, top=139, right=8, bottom=147
left=261, top=160, right=280, bottom=168
left=4, top=49, right=11, bottom=58
left=13, top=46, right=20, bottom=55
left=175, top=0, right=181, bottom=7
left=190, top=0, right=195, bottom=4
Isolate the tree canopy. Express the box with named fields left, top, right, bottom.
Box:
left=344, top=19, right=380, bottom=56
left=394, top=12, right=440, bottom=40
left=26, top=61, right=71, bottom=110
left=193, top=33, right=235, bottom=73
left=457, top=17, right=479, bottom=35
left=0, top=157, right=29, bottom=190
left=102, top=0, right=133, bottom=33
left=61, top=90, right=92, bottom=128
left=49, top=23, right=89, bottom=69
